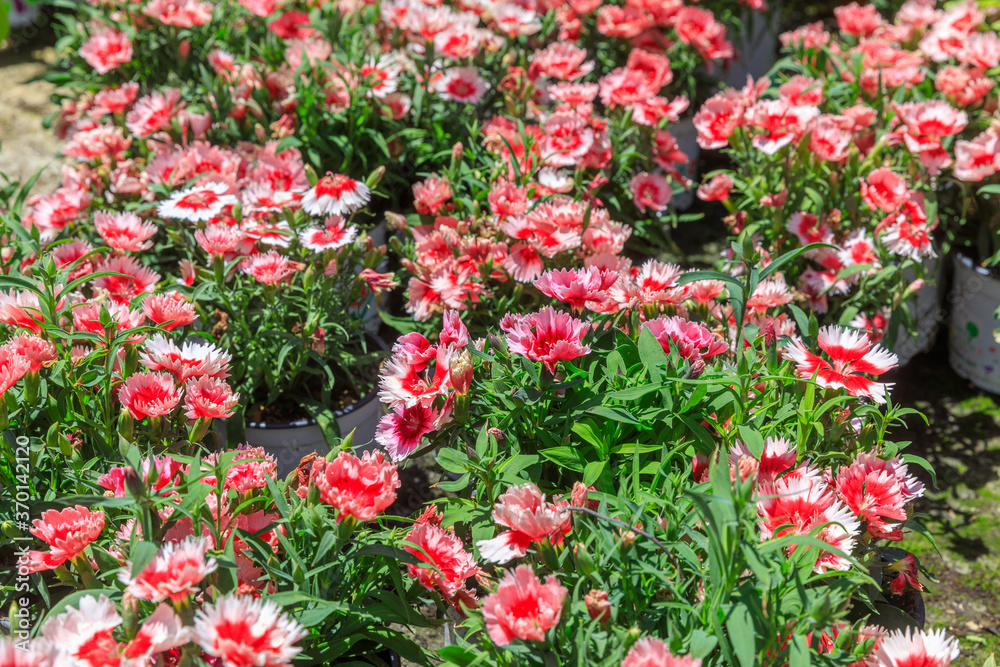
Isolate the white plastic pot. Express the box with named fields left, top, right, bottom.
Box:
left=892, top=257, right=945, bottom=367
left=724, top=11, right=779, bottom=88
left=670, top=118, right=700, bottom=212
left=948, top=254, right=1000, bottom=393
left=5, top=0, right=40, bottom=29
left=215, top=388, right=383, bottom=476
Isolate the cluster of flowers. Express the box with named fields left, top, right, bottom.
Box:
left=13, top=74, right=397, bottom=424
left=6, top=434, right=433, bottom=666
left=691, top=0, right=1000, bottom=346
left=52, top=0, right=767, bottom=232
left=362, top=272, right=964, bottom=665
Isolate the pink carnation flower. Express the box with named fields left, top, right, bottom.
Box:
left=481, top=566, right=566, bottom=646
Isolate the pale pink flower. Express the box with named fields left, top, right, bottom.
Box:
left=434, top=67, right=490, bottom=105
left=79, top=29, right=133, bottom=75
left=481, top=566, right=566, bottom=646
left=860, top=168, right=908, bottom=213
left=298, top=215, right=358, bottom=252
left=94, top=210, right=157, bottom=251
left=309, top=450, right=400, bottom=522
left=184, top=376, right=239, bottom=420
left=477, top=483, right=571, bottom=563
left=241, top=251, right=299, bottom=284
left=118, top=371, right=183, bottom=419
left=533, top=267, right=619, bottom=311
left=629, top=172, right=672, bottom=213
left=404, top=522, right=480, bottom=605
left=23, top=505, right=105, bottom=572
left=120, top=536, right=218, bottom=602
left=500, top=307, right=591, bottom=373
left=125, top=89, right=185, bottom=137
left=140, top=334, right=232, bottom=381
left=142, top=291, right=197, bottom=330
left=0, top=345, right=31, bottom=396
left=622, top=638, right=702, bottom=667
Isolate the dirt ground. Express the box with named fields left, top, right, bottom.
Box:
left=0, top=20, right=65, bottom=195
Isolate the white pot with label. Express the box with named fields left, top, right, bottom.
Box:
left=215, top=388, right=383, bottom=476
left=892, top=256, right=945, bottom=368
left=948, top=254, right=1000, bottom=393
left=724, top=11, right=779, bottom=88
left=670, top=118, right=700, bottom=212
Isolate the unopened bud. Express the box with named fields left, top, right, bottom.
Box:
left=385, top=211, right=408, bottom=231
left=584, top=589, right=611, bottom=622
left=449, top=350, right=474, bottom=395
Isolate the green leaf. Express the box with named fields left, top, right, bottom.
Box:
left=724, top=604, right=756, bottom=667
left=736, top=425, right=764, bottom=459
left=539, top=446, right=586, bottom=472
left=587, top=405, right=640, bottom=425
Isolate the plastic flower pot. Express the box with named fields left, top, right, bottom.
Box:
left=892, top=257, right=945, bottom=368
left=670, top=118, right=700, bottom=212
left=5, top=0, right=40, bottom=29
left=215, top=387, right=383, bottom=476
left=723, top=10, right=779, bottom=89
left=948, top=253, right=1000, bottom=393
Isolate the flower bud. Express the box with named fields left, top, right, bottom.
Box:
left=584, top=589, right=611, bottom=622
left=178, top=40, right=190, bottom=58
left=449, top=350, right=474, bottom=395
left=385, top=211, right=408, bottom=231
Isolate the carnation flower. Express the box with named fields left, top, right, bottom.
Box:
left=201, top=444, right=278, bottom=494
left=404, top=522, right=480, bottom=606
left=126, top=89, right=185, bottom=137
left=37, top=594, right=121, bottom=665
left=118, top=371, right=183, bottom=419
left=23, top=505, right=105, bottom=572
left=376, top=402, right=453, bottom=461
left=241, top=251, right=299, bottom=284
left=139, top=334, right=232, bottom=381
left=72, top=300, right=147, bottom=340
left=0, top=344, right=31, bottom=396
left=158, top=182, right=237, bottom=222
left=94, top=210, right=157, bottom=251
left=696, top=174, right=733, bottom=202
left=143, top=0, right=213, bottom=27
left=309, top=450, right=400, bottom=522
left=0, top=291, right=46, bottom=333
left=757, top=469, right=861, bottom=573
left=301, top=173, right=371, bottom=217
left=79, top=29, right=133, bottom=75
left=833, top=453, right=924, bottom=540
left=785, top=326, right=898, bottom=403
left=298, top=215, right=358, bottom=252
left=184, top=376, right=239, bottom=420
left=501, top=307, right=591, bottom=373
left=860, top=168, right=908, bottom=213
left=6, top=335, right=57, bottom=374
left=477, top=483, right=572, bottom=563
left=123, top=604, right=192, bottom=663
left=194, top=595, right=306, bottom=667
left=98, top=456, right=184, bottom=497
left=868, top=628, right=959, bottom=667
left=642, top=317, right=727, bottom=364
left=629, top=172, right=672, bottom=213
left=94, top=255, right=161, bottom=304
left=142, top=291, right=197, bottom=330
left=434, top=67, right=490, bottom=105
left=622, top=638, right=702, bottom=667
left=534, top=267, right=619, bottom=311
left=120, top=536, right=218, bottom=602
left=481, top=566, right=566, bottom=646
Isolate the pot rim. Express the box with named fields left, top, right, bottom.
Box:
left=247, top=334, right=385, bottom=430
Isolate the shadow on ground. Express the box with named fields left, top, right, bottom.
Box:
left=890, top=337, right=1000, bottom=665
